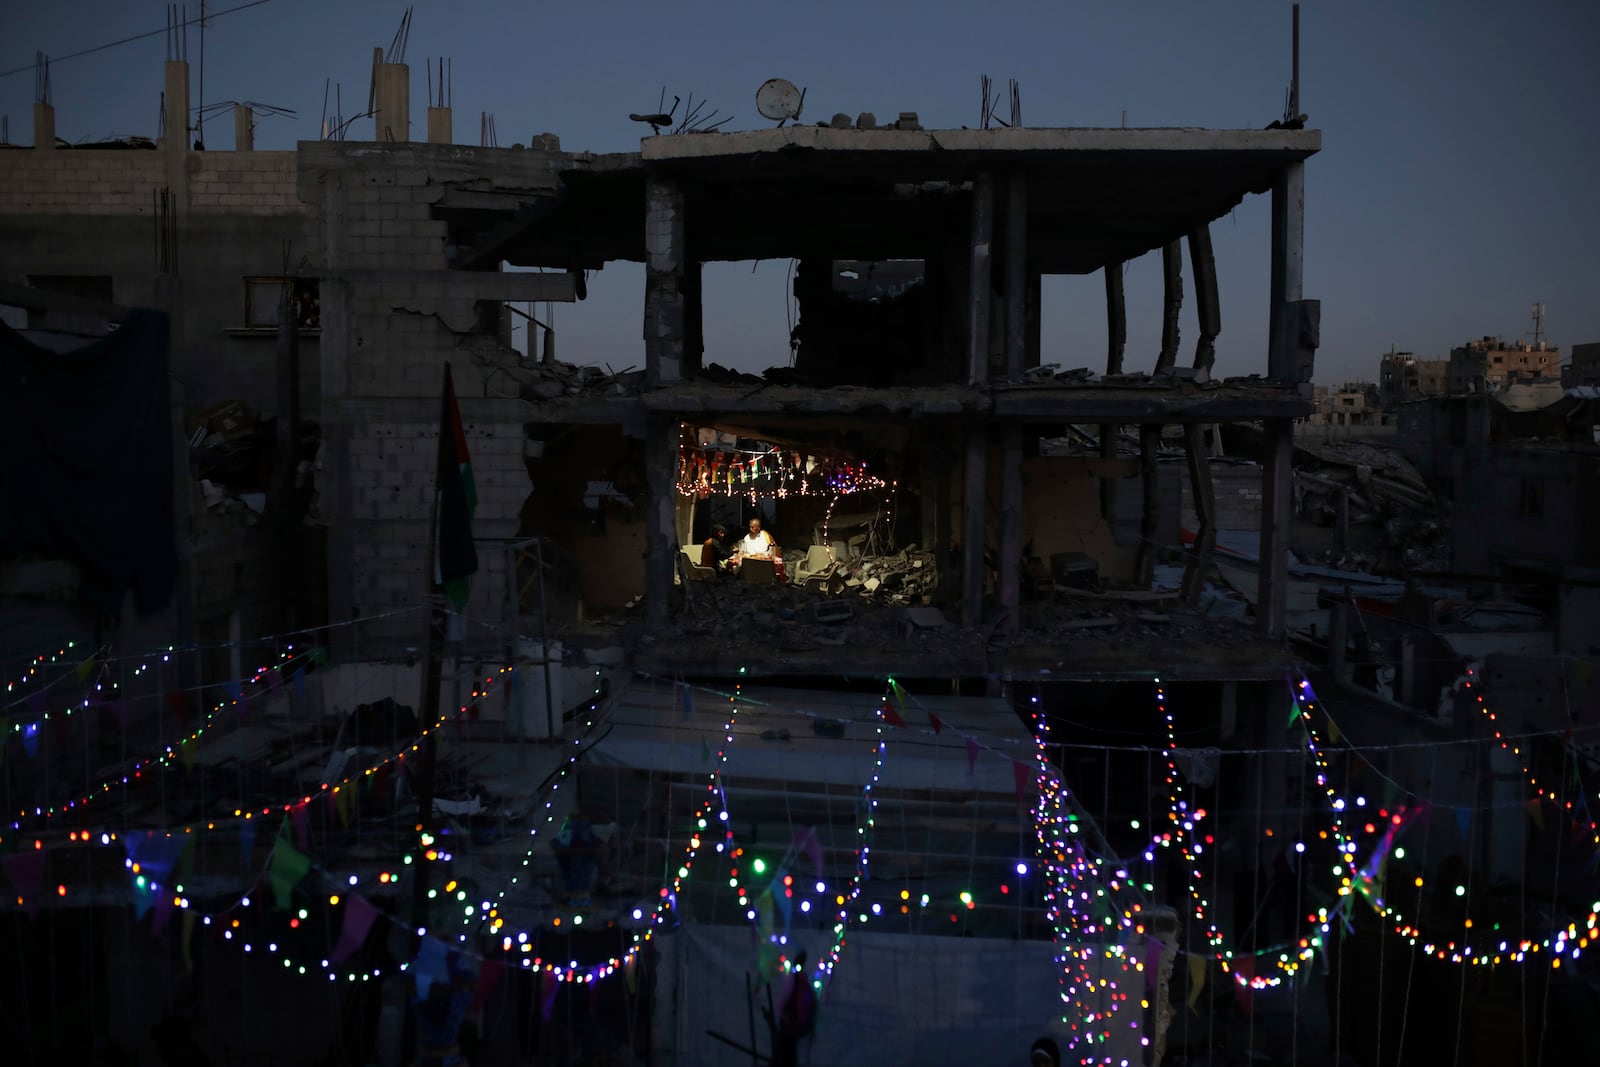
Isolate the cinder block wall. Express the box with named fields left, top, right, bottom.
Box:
left=0, top=150, right=299, bottom=215
left=304, top=142, right=565, bottom=653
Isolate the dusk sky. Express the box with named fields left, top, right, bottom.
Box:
left=5, top=0, right=1597, bottom=383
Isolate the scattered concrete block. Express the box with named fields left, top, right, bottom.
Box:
left=830, top=113, right=853, bottom=129
left=856, top=112, right=877, bottom=130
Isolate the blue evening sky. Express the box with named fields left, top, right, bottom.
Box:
left=5, top=0, right=1597, bottom=384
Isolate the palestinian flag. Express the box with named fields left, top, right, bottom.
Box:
left=434, top=363, right=478, bottom=606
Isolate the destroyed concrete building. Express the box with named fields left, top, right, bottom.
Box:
left=10, top=34, right=1598, bottom=1067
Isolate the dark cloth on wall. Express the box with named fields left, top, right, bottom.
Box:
left=0, top=309, right=178, bottom=615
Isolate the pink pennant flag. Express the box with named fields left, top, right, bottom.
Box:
left=333, top=894, right=379, bottom=962
left=927, top=711, right=943, bottom=735
left=538, top=970, right=561, bottom=1021
left=1144, top=939, right=1165, bottom=992
left=2, top=852, right=47, bottom=917
left=1013, top=759, right=1029, bottom=805
left=1231, top=958, right=1255, bottom=1015
left=471, top=959, right=506, bottom=1014
left=966, top=737, right=980, bottom=776
left=794, top=827, right=824, bottom=877
left=290, top=803, right=311, bottom=848
left=152, top=890, right=178, bottom=935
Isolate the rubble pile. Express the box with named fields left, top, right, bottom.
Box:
left=784, top=546, right=941, bottom=605
left=1294, top=440, right=1451, bottom=573
left=519, top=359, right=645, bottom=400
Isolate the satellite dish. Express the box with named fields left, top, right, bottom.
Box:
left=756, top=79, right=805, bottom=125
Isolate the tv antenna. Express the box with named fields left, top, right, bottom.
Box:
left=1528, top=302, right=1546, bottom=346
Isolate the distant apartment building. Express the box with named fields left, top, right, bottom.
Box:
left=1378, top=349, right=1448, bottom=406
left=1306, top=380, right=1386, bottom=429
left=1570, top=342, right=1600, bottom=387
left=1447, top=335, right=1561, bottom=392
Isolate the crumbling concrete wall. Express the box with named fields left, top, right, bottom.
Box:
left=522, top=426, right=646, bottom=613
left=303, top=142, right=574, bottom=650
left=1022, top=457, right=1139, bottom=583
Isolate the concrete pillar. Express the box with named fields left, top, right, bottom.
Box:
left=1180, top=423, right=1215, bottom=606
left=1256, top=420, right=1293, bottom=637
left=643, top=175, right=686, bottom=388
left=1101, top=262, right=1126, bottom=522
left=32, top=102, right=55, bottom=150
left=961, top=426, right=987, bottom=628
left=1188, top=225, right=1219, bottom=375
left=1268, top=162, right=1305, bottom=381
left=966, top=173, right=994, bottom=386
left=1155, top=240, right=1182, bottom=374
left=643, top=415, right=679, bottom=627
left=426, top=105, right=452, bottom=145
left=998, top=423, right=1023, bottom=633
left=1135, top=426, right=1161, bottom=587
left=373, top=56, right=411, bottom=142
left=234, top=104, right=253, bottom=150
left=1003, top=171, right=1026, bottom=382
left=163, top=61, right=189, bottom=208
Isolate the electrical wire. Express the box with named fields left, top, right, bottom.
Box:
left=0, top=0, right=280, bottom=80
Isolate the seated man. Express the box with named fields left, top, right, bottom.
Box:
left=738, top=517, right=779, bottom=558
left=702, top=524, right=737, bottom=571
left=735, top=518, right=787, bottom=582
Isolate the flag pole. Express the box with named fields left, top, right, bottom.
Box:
left=405, top=365, right=451, bottom=1066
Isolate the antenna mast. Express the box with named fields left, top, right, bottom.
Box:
left=1528, top=302, right=1546, bottom=347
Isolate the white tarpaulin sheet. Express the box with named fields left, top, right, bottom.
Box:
left=590, top=680, right=1035, bottom=795
left=653, top=924, right=1146, bottom=1067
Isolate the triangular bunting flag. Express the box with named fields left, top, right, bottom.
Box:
left=966, top=736, right=980, bottom=776
left=1187, top=955, right=1207, bottom=1012
left=75, top=655, right=96, bottom=682
left=1326, top=717, right=1342, bottom=745
left=178, top=739, right=195, bottom=772
left=333, top=893, right=379, bottom=962
left=471, top=959, right=506, bottom=1014
left=21, top=721, right=39, bottom=758
left=881, top=701, right=906, bottom=729
left=291, top=668, right=306, bottom=699
left=131, top=880, right=155, bottom=921
left=1525, top=797, right=1545, bottom=831
left=928, top=711, right=944, bottom=735
left=269, top=841, right=311, bottom=909
left=290, top=804, right=310, bottom=848
left=1144, top=939, right=1165, bottom=992
left=794, top=828, right=824, bottom=877
left=413, top=937, right=451, bottom=998
left=1454, top=808, right=1472, bottom=843
left=538, top=969, right=560, bottom=1021
left=151, top=890, right=178, bottom=935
